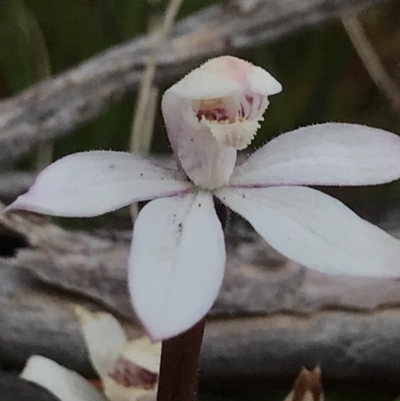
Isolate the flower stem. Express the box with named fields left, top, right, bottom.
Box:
left=157, top=318, right=206, bottom=401
left=156, top=201, right=227, bottom=401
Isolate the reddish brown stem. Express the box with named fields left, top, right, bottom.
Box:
left=157, top=318, right=206, bottom=401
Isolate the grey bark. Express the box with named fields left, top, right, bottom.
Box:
left=1, top=212, right=400, bottom=383
left=0, top=0, right=387, bottom=165
left=202, top=310, right=400, bottom=384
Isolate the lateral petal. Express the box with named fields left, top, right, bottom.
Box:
left=129, top=191, right=226, bottom=341
left=6, top=151, right=192, bottom=217
left=21, top=355, right=107, bottom=401
left=216, top=186, right=400, bottom=277
left=75, top=306, right=127, bottom=380
left=230, top=123, right=400, bottom=187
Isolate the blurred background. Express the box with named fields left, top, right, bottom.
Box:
left=0, top=0, right=400, bottom=227
left=1, top=0, right=400, bottom=225
left=2, top=0, right=400, bottom=400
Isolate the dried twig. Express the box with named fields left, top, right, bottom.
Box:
left=342, top=14, right=400, bottom=113
left=30, top=7, right=54, bottom=169
left=129, top=0, right=183, bottom=220
left=13, top=0, right=54, bottom=168
left=129, top=0, right=183, bottom=155
left=284, top=367, right=323, bottom=401
left=0, top=0, right=385, bottom=165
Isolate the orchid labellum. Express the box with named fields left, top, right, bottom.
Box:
left=7, top=56, right=400, bottom=340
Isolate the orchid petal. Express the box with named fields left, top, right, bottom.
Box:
left=216, top=186, right=400, bottom=277
left=6, top=151, right=192, bottom=217
left=230, top=123, right=400, bottom=187
left=21, top=356, right=107, bottom=401
left=129, top=191, right=225, bottom=341
left=76, top=306, right=127, bottom=380
left=76, top=305, right=160, bottom=401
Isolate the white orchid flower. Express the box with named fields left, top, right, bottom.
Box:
left=7, top=56, right=400, bottom=341
left=21, top=309, right=160, bottom=401
left=76, top=307, right=160, bottom=401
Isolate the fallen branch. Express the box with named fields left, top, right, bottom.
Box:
left=0, top=0, right=386, bottom=165
left=1, top=212, right=400, bottom=383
